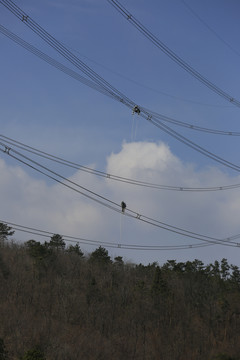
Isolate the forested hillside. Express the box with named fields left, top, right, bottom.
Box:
left=0, top=224, right=240, bottom=360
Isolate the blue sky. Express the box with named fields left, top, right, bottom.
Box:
left=1, top=0, right=240, bottom=265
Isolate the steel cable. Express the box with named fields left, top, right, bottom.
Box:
left=107, top=0, right=240, bottom=107
left=1, top=1, right=240, bottom=173
left=1, top=134, right=240, bottom=192
left=0, top=141, right=239, bottom=246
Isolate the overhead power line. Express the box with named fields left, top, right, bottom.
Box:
left=0, top=0, right=135, bottom=109
left=0, top=24, right=119, bottom=100
left=181, top=0, right=240, bottom=58
left=1, top=1, right=240, bottom=172
left=106, top=0, right=240, bottom=108
left=64, top=32, right=232, bottom=108
left=0, top=141, right=240, bottom=248
left=1, top=25, right=239, bottom=136
left=0, top=219, right=216, bottom=250
left=141, top=106, right=240, bottom=136
left=2, top=134, right=240, bottom=192
left=140, top=110, right=240, bottom=173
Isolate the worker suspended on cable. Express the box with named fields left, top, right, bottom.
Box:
left=132, top=105, right=140, bottom=115
left=121, top=201, right=126, bottom=213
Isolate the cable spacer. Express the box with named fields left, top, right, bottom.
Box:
left=4, top=146, right=11, bottom=154
left=22, top=15, right=28, bottom=22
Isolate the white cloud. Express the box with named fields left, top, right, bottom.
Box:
left=1, top=141, right=240, bottom=265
